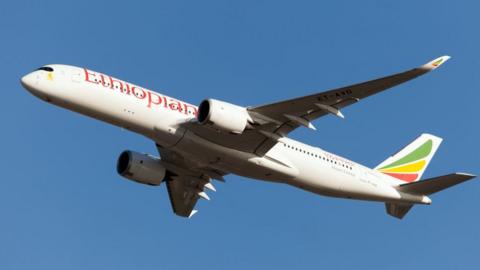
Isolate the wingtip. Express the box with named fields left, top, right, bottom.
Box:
left=455, top=172, right=477, bottom=179
left=421, top=55, right=451, bottom=70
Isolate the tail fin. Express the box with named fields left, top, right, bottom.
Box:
left=375, top=133, right=443, bottom=183
left=386, top=173, right=475, bottom=219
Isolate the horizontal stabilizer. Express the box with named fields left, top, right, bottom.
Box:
left=387, top=172, right=475, bottom=219
left=398, top=172, right=475, bottom=195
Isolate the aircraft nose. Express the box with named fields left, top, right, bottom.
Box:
left=20, top=72, right=37, bottom=92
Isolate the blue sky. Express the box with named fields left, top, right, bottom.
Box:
left=1, top=1, right=479, bottom=269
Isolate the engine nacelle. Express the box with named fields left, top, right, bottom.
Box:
left=116, top=150, right=166, bottom=186
left=197, top=98, right=251, bottom=134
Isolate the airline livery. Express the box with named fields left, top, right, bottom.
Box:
left=21, top=56, right=475, bottom=219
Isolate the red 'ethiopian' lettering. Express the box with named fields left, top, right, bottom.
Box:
left=147, top=91, right=163, bottom=108
left=183, top=103, right=197, bottom=115
left=99, top=74, right=107, bottom=86
left=123, top=82, right=131, bottom=95
left=131, top=86, right=146, bottom=99
left=109, top=76, right=124, bottom=91
left=84, top=68, right=98, bottom=84
left=169, top=99, right=182, bottom=112
left=82, top=68, right=198, bottom=116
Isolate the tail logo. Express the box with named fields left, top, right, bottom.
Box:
left=431, top=58, right=444, bottom=67
left=378, top=139, right=433, bottom=182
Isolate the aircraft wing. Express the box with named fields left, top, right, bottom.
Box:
left=248, top=56, right=450, bottom=154
left=165, top=174, right=202, bottom=217
left=185, top=56, right=450, bottom=156
left=156, top=145, right=225, bottom=217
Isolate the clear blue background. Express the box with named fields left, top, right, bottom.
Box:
left=1, top=1, right=479, bottom=269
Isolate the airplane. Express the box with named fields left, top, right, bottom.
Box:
left=21, top=55, right=475, bottom=219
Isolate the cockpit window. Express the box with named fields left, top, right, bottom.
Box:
left=36, top=67, right=54, bottom=72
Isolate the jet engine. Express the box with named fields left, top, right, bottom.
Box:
left=197, top=98, right=251, bottom=134
left=116, top=150, right=166, bottom=186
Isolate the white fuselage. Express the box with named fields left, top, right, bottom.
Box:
left=21, top=65, right=431, bottom=205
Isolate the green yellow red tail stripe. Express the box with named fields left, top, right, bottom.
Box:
left=377, top=139, right=433, bottom=182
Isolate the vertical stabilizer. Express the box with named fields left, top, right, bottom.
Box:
left=375, top=134, right=442, bottom=183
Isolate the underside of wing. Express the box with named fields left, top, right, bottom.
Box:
left=165, top=174, right=200, bottom=217
left=247, top=56, right=450, bottom=155
left=156, top=145, right=226, bottom=217
left=181, top=56, right=450, bottom=157
left=250, top=56, right=450, bottom=126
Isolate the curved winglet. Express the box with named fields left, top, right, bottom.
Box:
left=421, top=55, right=451, bottom=71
